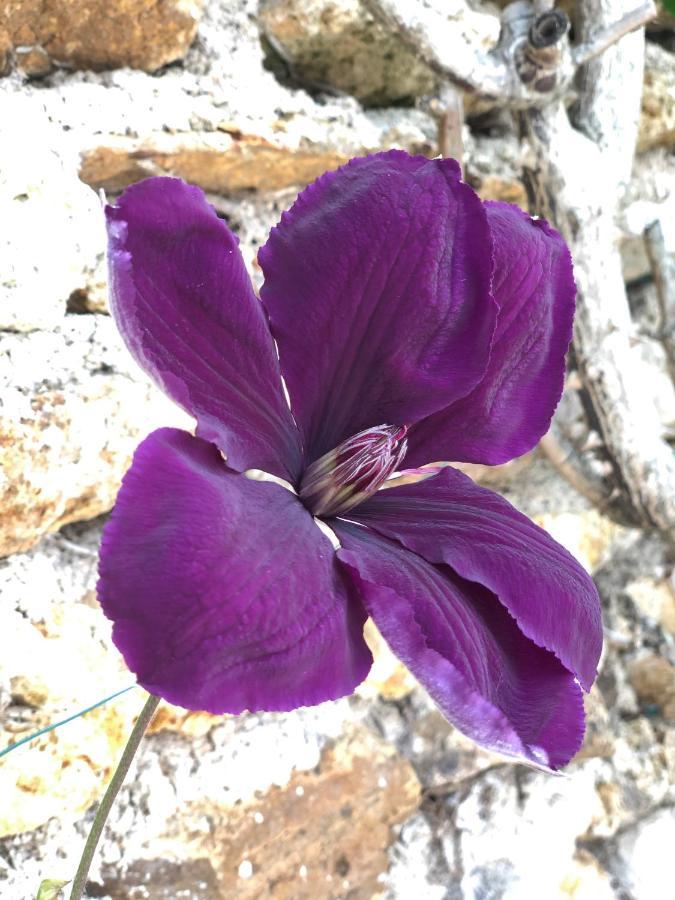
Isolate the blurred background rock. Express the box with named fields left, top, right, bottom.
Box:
left=0, top=1, right=673, bottom=897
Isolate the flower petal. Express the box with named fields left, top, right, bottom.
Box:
left=98, top=428, right=371, bottom=713
left=346, top=467, right=602, bottom=691
left=106, top=178, right=302, bottom=482
left=258, top=151, right=496, bottom=463
left=335, top=521, right=584, bottom=770
left=405, top=203, right=575, bottom=467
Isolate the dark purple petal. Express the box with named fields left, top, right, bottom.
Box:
left=258, top=151, right=496, bottom=463
left=98, top=428, right=371, bottom=713
left=335, top=522, right=584, bottom=770
left=106, top=178, right=302, bottom=482
left=347, top=467, right=602, bottom=691
left=406, top=203, right=576, bottom=467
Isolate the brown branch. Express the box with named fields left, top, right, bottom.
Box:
left=572, top=2, right=657, bottom=67
left=539, top=423, right=609, bottom=510
left=431, top=83, right=464, bottom=162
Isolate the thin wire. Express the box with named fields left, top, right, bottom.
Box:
left=0, top=685, right=137, bottom=759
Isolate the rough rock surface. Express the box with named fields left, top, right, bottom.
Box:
left=0, top=0, right=203, bottom=76
left=3, top=460, right=674, bottom=898
left=0, top=320, right=188, bottom=557
left=0, top=102, right=106, bottom=332
left=258, top=0, right=438, bottom=106
left=0, top=2, right=535, bottom=555
left=638, top=41, right=675, bottom=152
left=1, top=1, right=674, bottom=898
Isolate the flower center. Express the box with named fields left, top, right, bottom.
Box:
left=299, top=425, right=408, bottom=518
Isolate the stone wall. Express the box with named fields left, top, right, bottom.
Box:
left=1, top=2, right=674, bottom=898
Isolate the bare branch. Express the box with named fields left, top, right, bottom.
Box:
left=522, top=102, right=675, bottom=539
left=431, top=83, right=464, bottom=161
left=572, top=2, right=657, bottom=67
left=539, top=423, right=610, bottom=510
left=376, top=0, right=675, bottom=538
left=521, top=0, right=675, bottom=538
left=364, top=0, right=508, bottom=97
left=644, top=219, right=675, bottom=382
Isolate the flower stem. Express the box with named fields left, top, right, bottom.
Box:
left=69, top=692, right=161, bottom=900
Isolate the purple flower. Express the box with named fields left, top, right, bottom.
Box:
left=99, top=151, right=602, bottom=771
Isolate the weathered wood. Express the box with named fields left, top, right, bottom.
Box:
left=572, top=2, right=655, bottom=66
left=366, top=0, right=652, bottom=106
left=521, top=0, right=674, bottom=537
left=644, top=220, right=675, bottom=382
left=369, top=0, right=675, bottom=540
left=431, top=83, right=465, bottom=161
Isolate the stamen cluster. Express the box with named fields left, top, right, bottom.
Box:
left=299, top=425, right=408, bottom=517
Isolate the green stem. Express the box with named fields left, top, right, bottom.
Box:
left=69, top=692, right=161, bottom=900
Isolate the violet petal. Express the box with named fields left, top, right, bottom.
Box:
left=346, top=467, right=602, bottom=691
left=406, top=203, right=576, bottom=467
left=258, top=151, right=496, bottom=464
left=335, top=521, right=584, bottom=770
left=106, top=177, right=302, bottom=482
left=98, top=428, right=372, bottom=713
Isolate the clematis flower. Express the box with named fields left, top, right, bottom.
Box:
left=98, top=151, right=602, bottom=771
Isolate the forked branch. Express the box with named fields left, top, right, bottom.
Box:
left=367, top=0, right=657, bottom=104
left=572, top=2, right=657, bottom=66
left=371, top=0, right=674, bottom=539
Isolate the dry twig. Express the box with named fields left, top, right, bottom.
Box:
left=572, top=2, right=656, bottom=66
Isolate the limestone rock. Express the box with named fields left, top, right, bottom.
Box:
left=259, top=0, right=437, bottom=107
left=454, top=452, right=534, bottom=489
left=534, top=506, right=628, bottom=574
left=1, top=635, right=420, bottom=895
left=80, top=132, right=362, bottom=195
left=0, top=520, right=136, bottom=837
left=453, top=766, right=606, bottom=898
left=576, top=687, right=614, bottom=761
left=380, top=813, right=447, bottom=900
left=0, top=519, right=418, bottom=842
left=626, top=575, right=675, bottom=636
left=0, top=100, right=106, bottom=332
left=358, top=619, right=417, bottom=702
left=368, top=682, right=499, bottom=792
left=463, top=130, right=528, bottom=207
left=505, top=454, right=630, bottom=575
left=0, top=318, right=189, bottom=557
left=613, top=808, right=675, bottom=900
left=0, top=0, right=203, bottom=76
left=638, top=42, right=675, bottom=153
left=558, top=850, right=617, bottom=900
left=0, top=3, right=437, bottom=199
left=77, top=114, right=435, bottom=194
left=161, top=727, right=421, bottom=899
left=629, top=654, right=675, bottom=722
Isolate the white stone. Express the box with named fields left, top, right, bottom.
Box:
left=0, top=317, right=189, bottom=556
left=0, top=98, right=106, bottom=332
left=615, top=808, right=675, bottom=900
left=381, top=813, right=447, bottom=899
left=238, top=859, right=253, bottom=879
left=456, top=766, right=606, bottom=900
